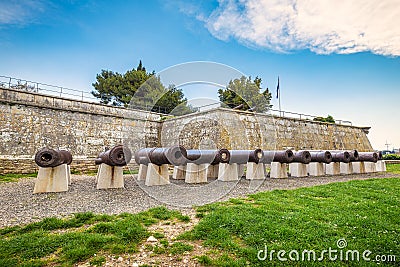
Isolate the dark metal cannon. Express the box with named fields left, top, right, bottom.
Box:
left=330, top=151, right=351, bottom=163
left=260, top=149, right=294, bottom=164
left=376, top=151, right=383, bottom=160
left=310, top=151, right=332, bottom=164
left=348, top=150, right=359, bottom=162
left=134, top=145, right=187, bottom=166
left=292, top=150, right=312, bottom=164
left=229, top=149, right=264, bottom=164
left=95, top=145, right=132, bottom=166
left=185, top=149, right=230, bottom=165
left=35, top=148, right=72, bottom=168
left=358, top=152, right=378, bottom=163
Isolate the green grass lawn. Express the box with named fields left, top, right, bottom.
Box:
left=0, top=173, right=37, bottom=183
left=386, top=163, right=400, bottom=174
left=0, top=207, right=190, bottom=267
left=181, top=178, right=399, bottom=266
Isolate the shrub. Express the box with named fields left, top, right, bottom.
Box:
left=383, top=154, right=400, bottom=160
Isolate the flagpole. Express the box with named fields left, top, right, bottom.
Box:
left=277, top=76, right=281, bottom=116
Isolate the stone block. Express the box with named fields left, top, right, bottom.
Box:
left=145, top=163, right=170, bottom=186
left=270, top=162, right=288, bottom=178
left=289, top=163, right=308, bottom=177
left=245, top=162, right=265, bottom=180
left=376, top=160, right=386, bottom=172
left=33, top=164, right=69, bottom=193
left=352, top=162, right=366, bottom=174
left=207, top=164, right=219, bottom=178
left=308, top=162, right=325, bottom=176
left=172, top=165, right=186, bottom=180
left=326, top=162, right=340, bottom=175
left=218, top=163, right=239, bottom=181
left=96, top=164, right=124, bottom=189
left=185, top=163, right=208, bottom=184
left=340, top=162, right=353, bottom=175
left=364, top=162, right=377, bottom=173
left=138, top=164, right=148, bottom=181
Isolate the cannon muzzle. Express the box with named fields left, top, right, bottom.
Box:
left=349, top=150, right=359, bottom=162
left=292, top=151, right=312, bottom=164
left=261, top=149, right=294, bottom=164
left=95, top=145, right=132, bottom=166
left=35, top=148, right=72, bottom=168
left=310, top=151, right=332, bottom=164
left=331, top=151, right=351, bottom=163
left=185, top=149, right=230, bottom=165
left=229, top=149, right=263, bottom=164
left=134, top=145, right=187, bottom=166
left=358, top=152, right=378, bottom=163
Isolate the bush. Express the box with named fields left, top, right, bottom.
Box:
left=383, top=154, right=400, bottom=160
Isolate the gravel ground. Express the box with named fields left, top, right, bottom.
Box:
left=0, top=172, right=397, bottom=228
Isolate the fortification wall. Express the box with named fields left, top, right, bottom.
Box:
left=0, top=88, right=161, bottom=173
left=0, top=88, right=373, bottom=174
left=161, top=108, right=373, bottom=151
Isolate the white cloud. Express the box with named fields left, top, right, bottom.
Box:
left=0, top=0, right=45, bottom=26
left=203, top=0, right=400, bottom=56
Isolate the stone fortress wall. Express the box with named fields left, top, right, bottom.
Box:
left=0, top=87, right=373, bottom=174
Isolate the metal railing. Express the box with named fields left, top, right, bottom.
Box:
left=0, top=75, right=352, bottom=125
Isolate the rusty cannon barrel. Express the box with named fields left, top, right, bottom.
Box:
left=260, top=149, right=294, bottom=164
left=95, top=145, right=132, bottom=166
left=310, top=151, right=332, bottom=164
left=330, top=151, right=351, bottom=163
left=377, top=151, right=383, bottom=160
left=134, top=145, right=187, bottom=166
left=185, top=149, right=230, bottom=165
left=292, top=150, right=312, bottom=164
left=229, top=149, right=264, bottom=164
left=35, top=148, right=72, bottom=168
left=358, top=152, right=379, bottom=163
left=348, top=150, right=359, bottom=162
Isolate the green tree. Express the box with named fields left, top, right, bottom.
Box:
left=313, top=115, right=335, bottom=123
left=218, top=75, right=272, bottom=113
left=92, top=61, right=194, bottom=115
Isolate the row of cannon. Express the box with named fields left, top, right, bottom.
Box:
left=32, top=145, right=385, bottom=192
left=133, top=146, right=381, bottom=166
left=34, top=145, right=381, bottom=170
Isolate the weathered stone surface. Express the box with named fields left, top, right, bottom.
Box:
left=326, top=162, right=341, bottom=175
left=270, top=162, right=288, bottom=178
left=289, top=163, right=308, bottom=177
left=218, top=163, right=239, bottom=181
left=145, top=163, right=170, bottom=186
left=245, top=162, right=265, bottom=180
left=340, top=162, right=353, bottom=175
left=308, top=162, right=325, bottom=176
left=185, top=163, right=208, bottom=184
left=96, top=164, right=124, bottom=189
left=33, top=164, right=69, bottom=193
left=172, top=165, right=186, bottom=180
left=0, top=88, right=374, bottom=174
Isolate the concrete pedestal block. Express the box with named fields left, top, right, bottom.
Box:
left=326, top=162, right=340, bottom=175
left=245, top=162, right=265, bottom=180
left=207, top=164, right=219, bottom=178
left=270, top=162, right=288, bottom=179
left=67, top=165, right=72, bottom=185
left=376, top=160, right=386, bottom=172
left=138, top=164, right=148, bottom=181
left=172, top=166, right=186, bottom=180
left=96, top=164, right=124, bottom=189
left=289, top=163, right=308, bottom=177
left=364, top=162, right=377, bottom=173
left=145, top=163, right=170, bottom=186
left=185, top=163, right=208, bottom=184
left=218, top=163, right=239, bottom=181
left=238, top=164, right=246, bottom=177
left=33, top=164, right=69, bottom=193
left=308, top=162, right=325, bottom=176
left=352, top=162, right=366, bottom=174
left=340, top=162, right=353, bottom=175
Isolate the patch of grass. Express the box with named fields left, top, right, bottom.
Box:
left=123, top=169, right=138, bottom=175
left=386, top=163, right=400, bottom=174
left=0, top=207, right=189, bottom=266
left=169, top=242, right=193, bottom=255
left=182, top=178, right=400, bottom=266
left=0, top=173, right=37, bottom=183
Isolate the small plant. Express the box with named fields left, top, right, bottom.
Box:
left=170, top=242, right=193, bottom=255
left=0, top=173, right=37, bottom=183
left=383, top=154, right=400, bottom=160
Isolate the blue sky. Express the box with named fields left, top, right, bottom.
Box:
left=0, top=0, right=399, bottom=150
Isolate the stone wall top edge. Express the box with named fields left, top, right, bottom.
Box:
left=163, top=107, right=370, bottom=130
